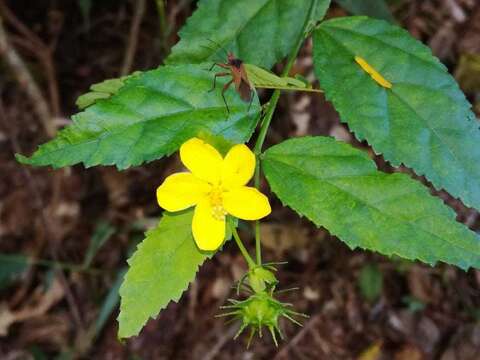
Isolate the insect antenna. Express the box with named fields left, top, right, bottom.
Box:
left=247, top=93, right=254, bottom=113
left=199, top=44, right=225, bottom=64
left=205, top=38, right=230, bottom=58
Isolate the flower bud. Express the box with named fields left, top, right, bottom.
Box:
left=248, top=266, right=278, bottom=293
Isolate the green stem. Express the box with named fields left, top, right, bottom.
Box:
left=254, top=220, right=261, bottom=265
left=253, top=0, right=318, bottom=154
left=155, top=0, right=169, bottom=55
left=252, top=0, right=319, bottom=265
left=229, top=222, right=256, bottom=269
left=254, top=160, right=262, bottom=265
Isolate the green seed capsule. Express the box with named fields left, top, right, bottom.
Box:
left=218, top=290, right=307, bottom=347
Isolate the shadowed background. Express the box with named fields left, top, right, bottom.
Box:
left=0, top=0, right=479, bottom=359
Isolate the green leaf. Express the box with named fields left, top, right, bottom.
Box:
left=402, top=296, right=425, bottom=312
left=263, top=136, right=480, bottom=270
left=94, top=268, right=126, bottom=337
left=82, top=221, right=115, bottom=268
left=166, top=0, right=331, bottom=69
left=335, top=0, right=394, bottom=22
left=118, top=210, right=209, bottom=338
left=76, top=72, right=143, bottom=110
left=313, top=16, right=480, bottom=210
left=75, top=92, right=111, bottom=110
left=358, top=264, right=383, bottom=302
left=77, top=0, right=92, bottom=26
left=17, top=64, right=260, bottom=170
left=0, top=254, right=29, bottom=290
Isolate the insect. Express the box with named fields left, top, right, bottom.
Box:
left=206, top=41, right=254, bottom=113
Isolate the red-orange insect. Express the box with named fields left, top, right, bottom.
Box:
left=207, top=42, right=254, bottom=113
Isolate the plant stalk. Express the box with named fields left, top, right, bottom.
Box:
left=229, top=222, right=256, bottom=269
left=252, top=0, right=320, bottom=265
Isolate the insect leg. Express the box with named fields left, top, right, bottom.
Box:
left=222, top=79, right=234, bottom=113
left=247, top=93, right=254, bottom=112
left=210, top=72, right=230, bottom=92
left=209, top=62, right=230, bottom=71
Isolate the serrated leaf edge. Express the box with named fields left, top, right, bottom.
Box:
left=263, top=136, right=480, bottom=271
left=314, top=18, right=480, bottom=210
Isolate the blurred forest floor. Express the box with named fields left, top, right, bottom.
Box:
left=1, top=0, right=480, bottom=359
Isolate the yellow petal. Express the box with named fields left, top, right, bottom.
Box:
left=223, top=186, right=271, bottom=220
left=192, top=198, right=226, bottom=251
left=180, top=138, right=223, bottom=185
left=221, top=144, right=256, bottom=189
left=156, top=172, right=211, bottom=212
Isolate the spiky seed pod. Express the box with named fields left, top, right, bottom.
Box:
left=218, top=290, right=307, bottom=347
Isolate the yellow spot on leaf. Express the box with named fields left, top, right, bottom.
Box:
left=354, top=56, right=392, bottom=89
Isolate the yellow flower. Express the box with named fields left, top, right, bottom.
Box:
left=156, top=138, right=271, bottom=251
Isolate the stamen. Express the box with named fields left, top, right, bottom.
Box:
left=209, top=187, right=227, bottom=220
left=212, top=204, right=227, bottom=221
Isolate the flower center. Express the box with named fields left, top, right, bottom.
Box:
left=209, top=187, right=227, bottom=221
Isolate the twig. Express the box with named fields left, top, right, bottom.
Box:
left=202, top=324, right=240, bottom=360
left=0, top=100, right=84, bottom=332
left=0, top=1, right=44, bottom=47
left=155, top=0, right=170, bottom=56
left=274, top=314, right=321, bottom=360
left=0, top=16, right=55, bottom=136
left=0, top=2, right=61, bottom=118
left=121, top=0, right=146, bottom=75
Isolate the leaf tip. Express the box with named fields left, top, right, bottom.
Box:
left=117, top=313, right=141, bottom=340
left=14, top=153, right=31, bottom=165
